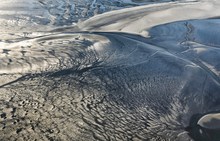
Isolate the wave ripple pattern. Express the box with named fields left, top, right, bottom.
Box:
left=0, top=0, right=220, bottom=141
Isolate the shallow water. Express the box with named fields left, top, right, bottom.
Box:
left=0, top=0, right=220, bottom=141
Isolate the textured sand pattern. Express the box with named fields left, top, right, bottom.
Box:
left=1, top=0, right=220, bottom=141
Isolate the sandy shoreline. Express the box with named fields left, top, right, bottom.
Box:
left=1, top=0, right=220, bottom=140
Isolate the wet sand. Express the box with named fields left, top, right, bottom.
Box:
left=1, top=0, right=220, bottom=140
